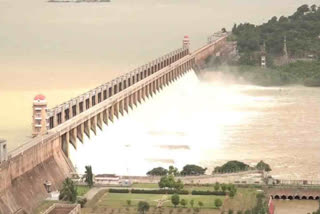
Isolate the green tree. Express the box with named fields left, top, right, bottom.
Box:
left=168, top=165, right=180, bottom=176
left=138, top=201, right=150, bottom=214
left=180, top=199, right=187, bottom=208
left=227, top=184, right=235, bottom=191
left=158, top=175, right=184, bottom=190
left=175, top=179, right=184, bottom=190
left=198, top=201, right=204, bottom=208
left=221, top=184, right=227, bottom=192
left=147, top=167, right=168, bottom=176
left=213, top=161, right=250, bottom=174
left=228, top=209, right=234, bottom=214
left=229, top=188, right=237, bottom=198
left=180, top=164, right=207, bottom=176
left=214, top=182, right=220, bottom=191
left=171, top=194, right=180, bottom=208
left=256, top=161, right=272, bottom=172
left=214, top=198, right=223, bottom=209
left=237, top=211, right=243, bottom=214
left=296, top=4, right=309, bottom=15
left=189, top=199, right=195, bottom=208
left=59, top=178, right=77, bottom=203
left=84, top=165, right=94, bottom=187
left=126, top=199, right=131, bottom=207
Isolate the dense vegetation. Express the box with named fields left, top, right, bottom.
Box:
left=214, top=161, right=250, bottom=174
left=213, top=160, right=271, bottom=174
left=232, top=4, right=320, bottom=63
left=207, top=4, right=320, bottom=87
left=180, top=164, right=207, bottom=176
left=59, top=178, right=78, bottom=203
left=146, top=167, right=168, bottom=176
left=158, top=175, right=184, bottom=190
left=147, top=164, right=206, bottom=176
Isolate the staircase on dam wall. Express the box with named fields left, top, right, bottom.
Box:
left=0, top=32, right=236, bottom=214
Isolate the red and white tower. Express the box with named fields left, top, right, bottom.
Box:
left=183, top=35, right=190, bottom=49
left=32, top=94, right=48, bottom=137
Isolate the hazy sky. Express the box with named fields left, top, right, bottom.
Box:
left=0, top=0, right=319, bottom=90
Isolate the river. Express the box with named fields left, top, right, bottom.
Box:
left=1, top=0, right=320, bottom=213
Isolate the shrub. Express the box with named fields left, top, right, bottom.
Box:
left=214, top=198, right=223, bottom=209
left=191, top=190, right=227, bottom=196
left=109, top=189, right=129, bottom=193
left=77, top=197, right=87, bottom=208
left=180, top=199, right=188, bottom=207
left=171, top=194, right=180, bottom=208
left=131, top=189, right=189, bottom=195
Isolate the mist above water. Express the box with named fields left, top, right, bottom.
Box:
left=70, top=70, right=320, bottom=179
left=69, top=69, right=254, bottom=175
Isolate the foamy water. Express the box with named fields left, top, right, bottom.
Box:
left=69, top=70, right=266, bottom=175
left=70, top=70, right=320, bottom=180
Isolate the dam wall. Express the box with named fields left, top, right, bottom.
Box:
left=0, top=32, right=234, bottom=213
left=0, top=137, right=72, bottom=213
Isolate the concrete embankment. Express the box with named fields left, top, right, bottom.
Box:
left=0, top=149, right=72, bottom=214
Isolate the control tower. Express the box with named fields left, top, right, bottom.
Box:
left=183, top=35, right=190, bottom=49
left=32, top=94, right=48, bottom=137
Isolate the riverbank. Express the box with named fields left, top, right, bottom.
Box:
left=204, top=60, right=320, bottom=87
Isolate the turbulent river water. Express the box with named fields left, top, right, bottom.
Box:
left=68, top=70, right=320, bottom=181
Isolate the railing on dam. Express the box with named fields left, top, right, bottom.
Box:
left=47, top=47, right=189, bottom=130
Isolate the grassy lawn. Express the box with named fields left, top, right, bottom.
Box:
left=222, top=187, right=260, bottom=211
left=184, top=185, right=217, bottom=192
left=97, top=193, right=225, bottom=209
left=82, top=185, right=261, bottom=213
left=131, top=183, right=159, bottom=188
left=77, top=185, right=90, bottom=196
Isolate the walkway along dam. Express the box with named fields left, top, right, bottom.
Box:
left=0, top=32, right=236, bottom=213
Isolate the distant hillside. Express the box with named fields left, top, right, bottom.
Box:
left=231, top=4, right=320, bottom=66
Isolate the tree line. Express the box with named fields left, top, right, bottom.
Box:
left=231, top=4, right=320, bottom=65
left=147, top=164, right=207, bottom=176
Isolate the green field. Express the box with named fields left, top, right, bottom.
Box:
left=97, top=193, right=225, bottom=209
left=131, top=183, right=159, bottom=189
left=82, top=186, right=260, bottom=213
left=77, top=185, right=90, bottom=196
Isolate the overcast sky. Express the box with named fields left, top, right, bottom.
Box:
left=0, top=0, right=318, bottom=90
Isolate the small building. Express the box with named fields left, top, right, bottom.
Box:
left=95, top=174, right=120, bottom=185
left=0, top=139, right=7, bottom=163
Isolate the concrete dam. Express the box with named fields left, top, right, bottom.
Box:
left=0, top=32, right=236, bottom=213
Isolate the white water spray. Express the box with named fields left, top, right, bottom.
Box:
left=69, top=69, right=255, bottom=175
